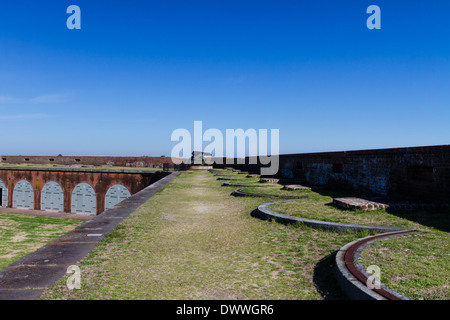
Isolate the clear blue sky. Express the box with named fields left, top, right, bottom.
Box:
left=1, top=0, right=449, bottom=156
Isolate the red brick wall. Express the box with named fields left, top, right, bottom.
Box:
left=102, top=156, right=174, bottom=167
left=0, top=168, right=168, bottom=214
left=0, top=155, right=178, bottom=168
left=214, top=145, right=450, bottom=204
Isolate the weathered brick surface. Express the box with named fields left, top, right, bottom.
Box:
left=333, top=197, right=389, bottom=210
left=0, top=156, right=178, bottom=168
left=213, top=145, right=450, bottom=204
left=282, top=185, right=311, bottom=190
left=260, top=178, right=280, bottom=183
left=0, top=168, right=168, bottom=215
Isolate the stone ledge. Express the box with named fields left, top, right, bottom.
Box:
left=0, top=166, right=165, bottom=174
left=260, top=178, right=280, bottom=183
left=333, top=197, right=389, bottom=210
left=333, top=197, right=450, bottom=211
left=282, top=184, right=311, bottom=190
left=222, top=182, right=276, bottom=187
left=232, top=189, right=305, bottom=199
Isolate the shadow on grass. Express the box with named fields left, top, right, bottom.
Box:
left=250, top=208, right=265, bottom=221
left=250, top=208, right=349, bottom=300
left=313, top=252, right=348, bottom=300
left=385, top=208, right=450, bottom=233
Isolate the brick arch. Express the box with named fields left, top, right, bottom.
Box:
left=13, top=180, right=34, bottom=209
left=0, top=178, right=7, bottom=207
left=41, top=181, right=64, bottom=212
left=105, top=184, right=132, bottom=210
left=0, top=168, right=167, bottom=215
left=91, top=174, right=144, bottom=215
left=71, top=182, right=96, bottom=215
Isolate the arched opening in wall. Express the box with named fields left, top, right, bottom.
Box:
left=0, top=179, right=8, bottom=207
left=13, top=180, right=34, bottom=209
left=41, top=181, right=64, bottom=212
left=105, top=184, right=131, bottom=210
left=71, top=183, right=96, bottom=215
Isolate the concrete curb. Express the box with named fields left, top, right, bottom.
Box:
left=254, top=199, right=415, bottom=300
left=335, top=230, right=416, bottom=300
left=0, top=172, right=179, bottom=300
left=255, top=199, right=406, bottom=233
left=222, top=182, right=276, bottom=188
left=232, top=189, right=305, bottom=199
left=213, top=173, right=240, bottom=176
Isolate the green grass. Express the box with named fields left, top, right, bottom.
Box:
left=41, top=171, right=362, bottom=300
left=239, top=186, right=312, bottom=198
left=39, top=171, right=449, bottom=300
left=219, top=176, right=279, bottom=185
left=270, top=192, right=430, bottom=230
left=241, top=184, right=450, bottom=300
left=224, top=178, right=262, bottom=184
left=0, top=212, right=83, bottom=269
left=360, top=231, right=449, bottom=300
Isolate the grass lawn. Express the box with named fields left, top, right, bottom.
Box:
left=223, top=178, right=264, bottom=184
left=243, top=184, right=450, bottom=300
left=41, top=171, right=364, bottom=300
left=360, top=230, right=449, bottom=300
left=0, top=212, right=83, bottom=270
left=39, top=171, right=449, bottom=300
left=214, top=172, right=260, bottom=182
left=269, top=193, right=423, bottom=230
left=239, top=186, right=312, bottom=198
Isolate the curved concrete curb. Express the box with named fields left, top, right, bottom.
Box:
left=254, top=199, right=416, bottom=300
left=232, top=189, right=305, bottom=199
left=335, top=230, right=416, bottom=300
left=255, top=200, right=406, bottom=233
left=222, top=181, right=277, bottom=188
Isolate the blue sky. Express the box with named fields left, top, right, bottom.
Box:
left=0, top=0, right=449, bottom=156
